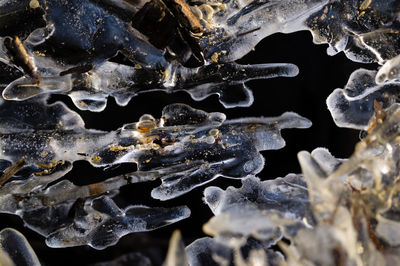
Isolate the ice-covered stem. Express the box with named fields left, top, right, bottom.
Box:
left=193, top=0, right=329, bottom=62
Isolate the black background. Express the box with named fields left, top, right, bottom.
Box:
left=0, top=30, right=377, bottom=265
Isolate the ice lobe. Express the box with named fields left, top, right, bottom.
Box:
left=306, top=0, right=400, bottom=64
left=186, top=237, right=284, bottom=266
left=185, top=174, right=309, bottom=266
left=327, top=68, right=400, bottom=129
left=204, top=175, right=310, bottom=219
left=290, top=106, right=400, bottom=265
left=0, top=228, right=41, bottom=266
left=0, top=160, right=191, bottom=249
left=0, top=99, right=310, bottom=248
left=0, top=0, right=300, bottom=111
left=0, top=98, right=311, bottom=200
left=190, top=113, right=400, bottom=265
left=192, top=0, right=329, bottom=62
left=45, top=196, right=191, bottom=249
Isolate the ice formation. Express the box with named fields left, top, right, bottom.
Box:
left=0, top=0, right=400, bottom=264
left=182, top=111, right=400, bottom=265
left=2, top=0, right=397, bottom=112
left=0, top=97, right=310, bottom=248
left=0, top=228, right=40, bottom=266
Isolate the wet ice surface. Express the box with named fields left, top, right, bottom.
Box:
left=185, top=174, right=308, bottom=266
left=0, top=99, right=310, bottom=248
left=0, top=98, right=311, bottom=200
left=305, top=0, right=400, bottom=64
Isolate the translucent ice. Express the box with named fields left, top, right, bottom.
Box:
left=0, top=98, right=310, bottom=248
left=327, top=68, right=400, bottom=129
left=0, top=0, right=301, bottom=111
left=2, top=0, right=398, bottom=112
left=0, top=98, right=311, bottom=200
left=376, top=54, right=400, bottom=84
left=181, top=174, right=310, bottom=266
left=45, top=196, right=191, bottom=249
left=0, top=160, right=191, bottom=249
left=0, top=228, right=41, bottom=266
left=186, top=237, right=284, bottom=266
left=163, top=230, right=189, bottom=266
left=305, top=0, right=400, bottom=64
left=290, top=107, right=400, bottom=265
left=193, top=110, right=400, bottom=265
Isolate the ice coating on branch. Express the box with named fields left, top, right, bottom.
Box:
left=187, top=112, right=400, bottom=265
left=189, top=117, right=400, bottom=265
left=0, top=98, right=311, bottom=200
left=0, top=0, right=300, bottom=111
left=2, top=0, right=398, bottom=112
left=191, top=0, right=329, bottom=62
left=0, top=228, right=41, bottom=266
left=327, top=68, right=400, bottom=129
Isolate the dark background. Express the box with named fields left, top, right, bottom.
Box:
left=0, top=31, right=377, bottom=265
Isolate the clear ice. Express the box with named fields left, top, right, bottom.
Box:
left=181, top=112, right=400, bottom=265
left=1, top=0, right=400, bottom=264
